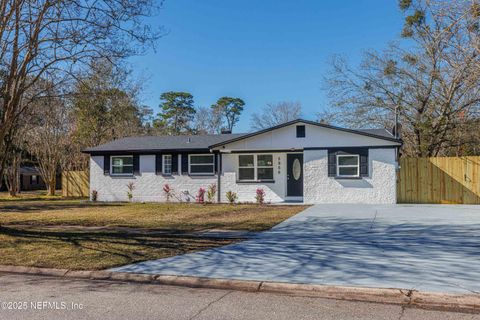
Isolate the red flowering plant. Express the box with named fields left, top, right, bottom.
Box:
left=196, top=187, right=206, bottom=204
left=163, top=184, right=173, bottom=202
left=255, top=188, right=266, bottom=205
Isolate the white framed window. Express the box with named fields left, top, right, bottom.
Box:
left=111, top=155, right=133, bottom=176
left=189, top=154, right=215, bottom=175
left=162, top=154, right=172, bottom=175
left=238, top=155, right=255, bottom=181
left=238, top=154, right=274, bottom=181
left=336, top=154, right=360, bottom=177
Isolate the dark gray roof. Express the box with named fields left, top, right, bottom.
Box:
left=357, top=129, right=395, bottom=139
left=20, top=166, right=40, bottom=175
left=84, top=119, right=400, bottom=154
left=83, top=134, right=247, bottom=153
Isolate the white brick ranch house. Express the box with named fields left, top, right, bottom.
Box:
left=83, top=119, right=402, bottom=204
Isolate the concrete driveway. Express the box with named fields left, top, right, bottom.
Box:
left=111, top=204, right=480, bottom=293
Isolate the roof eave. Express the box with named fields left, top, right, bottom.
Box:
left=83, top=148, right=213, bottom=155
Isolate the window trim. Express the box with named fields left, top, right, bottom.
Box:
left=336, top=154, right=360, bottom=178
left=162, top=154, right=172, bottom=176
left=238, top=154, right=255, bottom=181
left=238, top=154, right=274, bottom=182
left=110, top=155, right=134, bottom=176
left=188, top=154, right=215, bottom=175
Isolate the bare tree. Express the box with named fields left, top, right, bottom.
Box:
left=1, top=98, right=30, bottom=196
left=323, top=0, right=480, bottom=157
left=3, top=146, right=21, bottom=196
left=192, top=107, right=223, bottom=134
left=0, top=0, right=162, bottom=180
left=250, top=101, right=302, bottom=130
left=26, top=82, right=70, bottom=196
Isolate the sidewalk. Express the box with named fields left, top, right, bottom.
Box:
left=0, top=265, right=479, bottom=313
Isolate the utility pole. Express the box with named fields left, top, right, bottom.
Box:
left=394, top=105, right=399, bottom=139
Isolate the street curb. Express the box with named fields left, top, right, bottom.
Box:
left=0, top=265, right=478, bottom=313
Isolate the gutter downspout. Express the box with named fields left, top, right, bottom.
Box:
left=216, top=152, right=222, bottom=203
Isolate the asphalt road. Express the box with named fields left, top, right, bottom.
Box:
left=0, top=273, right=478, bottom=320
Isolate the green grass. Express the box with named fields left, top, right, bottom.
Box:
left=0, top=226, right=234, bottom=270
left=0, top=190, right=72, bottom=202
left=0, top=201, right=308, bottom=232
left=0, top=199, right=308, bottom=270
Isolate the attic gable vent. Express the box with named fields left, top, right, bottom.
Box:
left=296, top=125, right=306, bottom=138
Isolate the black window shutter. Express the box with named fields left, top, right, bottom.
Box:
left=104, top=155, right=110, bottom=175
left=181, top=153, right=189, bottom=175
left=172, top=154, right=178, bottom=174
left=360, top=150, right=369, bottom=177
left=155, top=154, right=162, bottom=175
left=327, top=150, right=337, bottom=177
left=214, top=153, right=218, bottom=174
left=133, top=154, right=140, bottom=175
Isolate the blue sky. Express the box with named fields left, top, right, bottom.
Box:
left=130, top=1, right=404, bottom=132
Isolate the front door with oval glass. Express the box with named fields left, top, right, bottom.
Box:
left=287, top=154, right=303, bottom=197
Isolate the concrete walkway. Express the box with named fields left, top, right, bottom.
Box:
left=111, top=204, right=480, bottom=294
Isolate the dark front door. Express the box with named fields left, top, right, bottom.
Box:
left=287, top=154, right=303, bottom=197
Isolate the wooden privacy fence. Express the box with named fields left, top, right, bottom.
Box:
left=62, top=171, right=89, bottom=197
left=397, top=157, right=480, bottom=204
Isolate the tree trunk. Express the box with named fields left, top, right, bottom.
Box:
left=4, top=154, right=20, bottom=197
left=47, top=178, right=56, bottom=196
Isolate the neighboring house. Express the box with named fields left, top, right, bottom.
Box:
left=20, top=167, right=46, bottom=191
left=83, top=119, right=402, bottom=204
left=1, top=167, right=45, bottom=192
left=1, top=166, right=61, bottom=192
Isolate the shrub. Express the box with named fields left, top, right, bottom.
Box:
left=225, top=191, right=238, bottom=204
left=126, top=182, right=135, bottom=202
left=91, top=190, right=98, bottom=202
left=206, top=184, right=217, bottom=203
left=196, top=187, right=206, bottom=203
left=163, top=184, right=173, bottom=202
left=255, top=188, right=266, bottom=205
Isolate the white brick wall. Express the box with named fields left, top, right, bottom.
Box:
left=90, top=155, right=217, bottom=202
left=90, top=148, right=397, bottom=204
left=219, top=153, right=286, bottom=203
left=303, top=149, right=397, bottom=204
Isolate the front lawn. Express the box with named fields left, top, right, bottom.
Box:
left=0, top=201, right=308, bottom=232
left=0, top=200, right=307, bottom=270
left=0, top=227, right=234, bottom=270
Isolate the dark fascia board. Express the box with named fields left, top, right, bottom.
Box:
left=225, top=146, right=398, bottom=153
left=208, top=119, right=402, bottom=149
left=83, top=148, right=212, bottom=155
left=228, top=149, right=303, bottom=154
left=304, top=145, right=399, bottom=150
left=83, top=145, right=399, bottom=156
